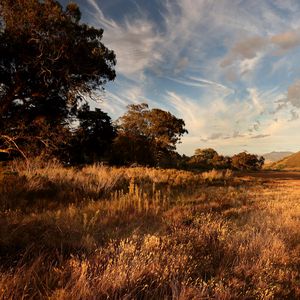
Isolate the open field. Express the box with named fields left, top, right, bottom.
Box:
left=237, top=170, right=300, bottom=180
left=1, top=162, right=300, bottom=299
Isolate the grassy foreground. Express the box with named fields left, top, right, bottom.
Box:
left=1, top=161, right=300, bottom=299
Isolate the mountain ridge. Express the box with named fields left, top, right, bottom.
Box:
left=268, top=151, right=300, bottom=170
left=263, top=151, right=294, bottom=163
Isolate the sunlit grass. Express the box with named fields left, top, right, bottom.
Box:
left=0, top=161, right=300, bottom=299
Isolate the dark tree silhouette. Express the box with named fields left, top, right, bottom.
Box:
left=113, top=103, right=187, bottom=166
left=188, top=148, right=218, bottom=169
left=231, top=152, right=264, bottom=171
left=68, top=104, right=116, bottom=164
left=0, top=0, right=116, bottom=158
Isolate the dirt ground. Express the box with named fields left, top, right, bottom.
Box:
left=237, top=170, right=300, bottom=181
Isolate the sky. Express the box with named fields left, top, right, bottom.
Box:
left=61, top=0, right=300, bottom=156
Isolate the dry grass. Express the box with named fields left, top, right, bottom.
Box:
left=0, top=161, right=300, bottom=299
left=202, top=168, right=233, bottom=183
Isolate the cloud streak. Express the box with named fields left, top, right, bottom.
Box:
left=250, top=134, right=270, bottom=139
left=271, top=31, right=300, bottom=51
left=74, top=0, right=300, bottom=155
left=86, top=0, right=163, bottom=78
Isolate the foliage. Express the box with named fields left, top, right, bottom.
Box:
left=0, top=0, right=116, bottom=158
left=189, top=148, right=217, bottom=169
left=231, top=151, right=264, bottom=171
left=188, top=148, right=264, bottom=171
left=68, top=104, right=116, bottom=164
left=194, top=148, right=218, bottom=160
left=210, top=154, right=232, bottom=169
left=113, top=103, right=187, bottom=166
left=189, top=148, right=232, bottom=170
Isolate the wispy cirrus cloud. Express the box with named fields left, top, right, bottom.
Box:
left=68, top=0, right=300, bottom=154
left=165, top=88, right=274, bottom=153
left=250, top=134, right=270, bottom=139
left=86, top=0, right=163, bottom=78
left=166, top=75, right=234, bottom=96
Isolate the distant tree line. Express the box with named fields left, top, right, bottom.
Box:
left=186, top=148, right=264, bottom=171
left=0, top=0, right=264, bottom=172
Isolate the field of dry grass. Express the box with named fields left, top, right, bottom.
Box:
left=1, top=160, right=300, bottom=299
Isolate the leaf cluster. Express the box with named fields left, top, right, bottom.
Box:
left=0, top=0, right=116, bottom=160
left=113, top=103, right=188, bottom=166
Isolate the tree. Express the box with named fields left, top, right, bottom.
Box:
left=194, top=148, right=218, bottom=161
left=112, top=103, right=188, bottom=166
left=231, top=152, right=264, bottom=171
left=68, top=104, right=116, bottom=164
left=0, top=0, right=116, bottom=158
left=211, top=154, right=232, bottom=169
left=188, top=148, right=233, bottom=170
left=189, top=148, right=218, bottom=169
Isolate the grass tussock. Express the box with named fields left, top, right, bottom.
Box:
left=1, top=160, right=300, bottom=299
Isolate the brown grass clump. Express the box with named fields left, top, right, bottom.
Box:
left=1, top=161, right=300, bottom=299
left=202, top=168, right=233, bottom=183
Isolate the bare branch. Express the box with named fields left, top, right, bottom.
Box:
left=0, top=134, right=28, bottom=162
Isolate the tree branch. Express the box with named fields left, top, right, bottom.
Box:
left=0, top=134, right=28, bottom=162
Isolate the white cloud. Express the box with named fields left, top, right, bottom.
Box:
left=87, top=0, right=300, bottom=85
left=166, top=91, right=205, bottom=134
left=189, top=76, right=234, bottom=94
left=239, top=54, right=263, bottom=76
left=221, top=29, right=300, bottom=81
left=82, top=0, right=300, bottom=155
left=165, top=89, right=269, bottom=143
left=247, top=88, right=264, bottom=114
left=166, top=75, right=234, bottom=96
left=159, top=0, right=279, bottom=82
left=86, top=0, right=162, bottom=78
left=98, top=83, right=147, bottom=118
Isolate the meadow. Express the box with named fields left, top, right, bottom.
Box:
left=0, top=160, right=300, bottom=299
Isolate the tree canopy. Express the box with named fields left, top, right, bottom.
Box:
left=0, top=0, right=116, bottom=157
left=194, top=148, right=218, bottom=161
left=187, top=148, right=264, bottom=171
left=189, top=148, right=231, bottom=170
left=68, top=103, right=116, bottom=164
left=113, top=103, right=188, bottom=166
left=231, top=152, right=264, bottom=171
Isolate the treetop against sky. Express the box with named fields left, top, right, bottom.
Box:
left=60, top=0, right=300, bottom=155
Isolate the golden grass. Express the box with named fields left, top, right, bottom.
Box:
left=0, top=161, right=300, bottom=299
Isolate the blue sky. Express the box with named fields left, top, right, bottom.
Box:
left=62, top=0, right=300, bottom=155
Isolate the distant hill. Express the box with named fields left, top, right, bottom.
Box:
left=269, top=151, right=300, bottom=170
left=263, top=151, right=294, bottom=163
